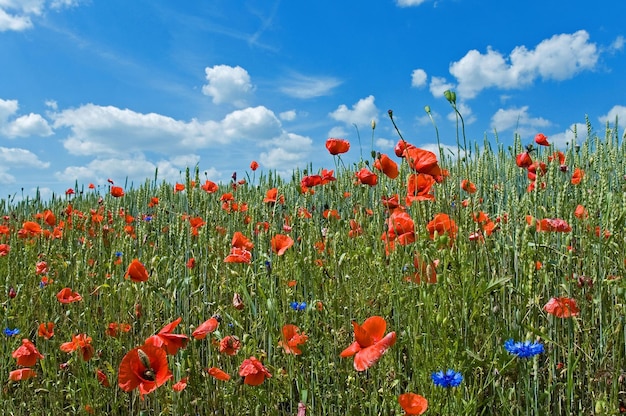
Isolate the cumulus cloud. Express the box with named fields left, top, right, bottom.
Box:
left=0, top=0, right=80, bottom=31
left=599, top=105, right=626, bottom=125
left=52, top=104, right=286, bottom=156
left=411, top=69, right=427, bottom=88
left=258, top=132, right=313, bottom=170
left=450, top=30, right=599, bottom=99
left=490, top=106, right=551, bottom=138
left=0, top=146, right=50, bottom=184
left=279, top=110, right=296, bottom=121
left=396, top=0, right=428, bottom=6
left=329, top=95, right=379, bottom=127
left=202, top=65, right=254, bottom=107
left=280, top=73, right=342, bottom=99
left=0, top=98, right=53, bottom=138
left=547, top=123, right=587, bottom=148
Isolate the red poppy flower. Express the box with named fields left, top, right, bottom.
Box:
left=231, top=231, right=254, bottom=250
left=60, top=334, right=94, bottom=361
left=0, top=244, right=10, bottom=256
left=56, top=287, right=83, bottom=304
left=201, top=180, right=219, bottom=193
left=373, top=153, right=399, bottom=179
left=174, top=183, right=185, bottom=193
left=110, top=186, right=125, bottom=197
left=394, top=139, right=416, bottom=158
left=263, top=188, right=279, bottom=203
left=571, top=168, right=584, bottom=185
left=43, top=209, right=56, bottom=226
left=278, top=324, right=308, bottom=355
left=12, top=339, right=44, bottom=367
left=516, top=152, right=533, bottom=169
left=426, top=213, right=458, bottom=242
left=35, top=261, right=48, bottom=275
left=355, top=167, right=378, bottom=186
left=532, top=217, right=572, bottom=233
left=19, top=221, right=42, bottom=238
left=301, top=175, right=323, bottom=189
left=403, top=147, right=445, bottom=180
left=239, top=356, right=272, bottom=386
left=96, top=368, right=111, bottom=387
left=118, top=343, right=173, bottom=399
left=125, top=259, right=149, bottom=282
left=461, top=179, right=477, bottom=194
left=173, top=377, right=188, bottom=392
left=224, top=247, right=252, bottom=263
left=145, top=317, right=189, bottom=355
left=348, top=219, right=363, bottom=238
left=385, top=211, right=415, bottom=247
left=250, top=160, right=259, bottom=171
left=325, top=138, right=350, bottom=155
left=574, top=204, right=588, bottom=219
left=398, top=392, right=428, bottom=415
left=192, top=315, right=221, bottom=340
left=544, top=297, right=580, bottom=318
left=38, top=322, right=55, bottom=339
left=9, top=368, right=37, bottom=381
left=106, top=322, right=131, bottom=337
left=534, top=133, right=550, bottom=146
left=219, top=335, right=241, bottom=356
left=405, top=254, right=439, bottom=284
left=208, top=367, right=231, bottom=381
left=340, top=316, right=397, bottom=371
left=406, top=173, right=436, bottom=203
left=271, top=234, right=294, bottom=256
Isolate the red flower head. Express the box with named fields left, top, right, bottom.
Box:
left=406, top=173, right=436, bottom=204
left=56, top=287, right=82, bottom=304
left=9, top=368, right=37, bottom=381
left=427, top=213, right=458, bottom=242
left=544, top=297, right=580, bottom=318
left=398, top=393, right=428, bottom=415
left=219, top=335, right=241, bottom=356
left=263, top=188, right=279, bottom=204
left=239, top=356, right=272, bottom=386
left=403, top=147, right=445, bottom=180
left=38, top=322, right=55, bottom=339
left=394, top=140, right=416, bottom=158
left=60, top=334, right=94, bottom=361
left=534, top=133, right=549, bottom=146
left=373, top=153, right=399, bottom=179
left=12, top=339, right=44, bottom=367
left=110, top=186, right=125, bottom=197
left=571, top=168, right=584, bottom=185
left=125, top=259, right=149, bottom=282
left=224, top=247, right=252, bottom=263
left=516, top=152, right=533, bottom=169
left=201, top=180, right=219, bottom=193
left=97, top=368, right=111, bottom=387
left=325, top=138, right=350, bottom=155
left=355, top=167, right=378, bottom=186
left=340, top=316, right=397, bottom=371
left=192, top=315, right=221, bottom=340
left=461, top=179, right=477, bottom=194
left=278, top=324, right=309, bottom=355
left=118, top=343, right=173, bottom=399
left=145, top=317, right=189, bottom=355
left=0, top=244, right=9, bottom=256
left=231, top=231, right=254, bottom=250
left=250, top=160, right=259, bottom=171
left=271, top=234, right=294, bottom=256
left=208, top=367, right=231, bottom=381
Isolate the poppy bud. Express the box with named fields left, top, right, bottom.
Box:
left=371, top=120, right=376, bottom=130
left=8, top=287, right=16, bottom=299
left=424, top=105, right=431, bottom=113
left=387, top=109, right=393, bottom=118
left=443, top=90, right=456, bottom=104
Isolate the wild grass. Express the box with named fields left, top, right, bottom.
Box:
left=1, top=105, right=625, bottom=415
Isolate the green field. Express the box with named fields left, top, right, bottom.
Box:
left=1, top=104, right=625, bottom=415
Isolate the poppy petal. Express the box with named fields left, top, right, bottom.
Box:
left=353, top=331, right=396, bottom=371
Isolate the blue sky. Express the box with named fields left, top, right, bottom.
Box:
left=1, top=0, right=624, bottom=200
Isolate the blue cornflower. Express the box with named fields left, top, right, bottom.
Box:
left=144, top=215, right=152, bottom=222
left=290, top=301, right=307, bottom=311
left=115, top=251, right=123, bottom=257
left=431, top=369, right=463, bottom=387
left=4, top=327, right=20, bottom=337
left=504, top=339, right=544, bottom=358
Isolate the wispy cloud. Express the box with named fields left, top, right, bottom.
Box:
left=0, top=0, right=81, bottom=31
left=279, top=73, right=342, bottom=99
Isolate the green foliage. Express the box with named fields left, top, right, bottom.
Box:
left=1, top=119, right=626, bottom=415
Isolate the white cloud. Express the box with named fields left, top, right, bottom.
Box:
left=490, top=106, right=551, bottom=137
left=450, top=30, right=599, bottom=99
left=0, top=146, right=50, bottom=178
left=279, top=73, right=342, bottom=99
left=0, top=0, right=80, bottom=31
left=548, top=123, right=587, bottom=148
left=53, top=104, right=285, bottom=156
left=327, top=126, right=347, bottom=138
left=258, top=132, right=313, bottom=170
left=429, top=76, right=455, bottom=98
left=411, top=69, right=427, bottom=88
left=329, top=95, right=379, bottom=127
left=609, top=35, right=624, bottom=53
left=598, top=105, right=626, bottom=125
left=375, top=138, right=395, bottom=150
left=279, top=110, right=296, bottom=121
left=202, top=65, right=254, bottom=107
left=0, top=98, right=53, bottom=138
left=446, top=102, right=476, bottom=125
left=396, top=0, right=428, bottom=6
